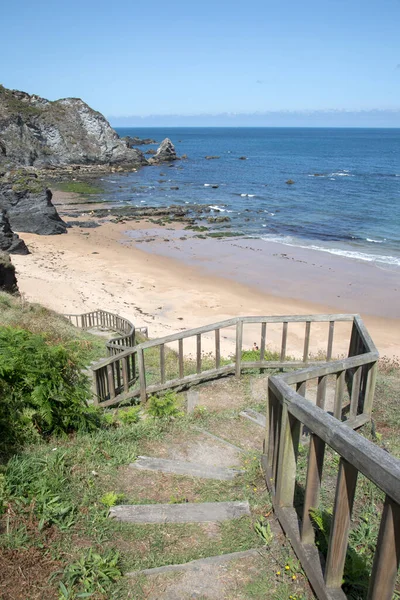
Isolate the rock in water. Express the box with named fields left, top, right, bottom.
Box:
left=148, top=138, right=178, bottom=163
left=0, top=251, right=18, bottom=293
left=0, top=176, right=67, bottom=235
left=0, top=210, right=29, bottom=254
left=0, top=85, right=148, bottom=168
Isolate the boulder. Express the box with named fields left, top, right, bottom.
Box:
left=0, top=210, right=29, bottom=254
left=0, top=251, right=18, bottom=293
left=148, top=138, right=178, bottom=164
left=0, top=176, right=68, bottom=234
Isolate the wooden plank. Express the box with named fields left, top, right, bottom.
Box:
left=122, top=357, right=129, bottom=392
left=215, top=328, right=221, bottom=369
left=235, top=320, right=243, bottom=378
left=93, top=371, right=100, bottom=406
left=316, top=375, right=327, bottom=409
left=196, top=334, right=202, bottom=374
left=268, top=377, right=400, bottom=505
left=178, top=338, right=184, bottom=378
left=276, top=353, right=378, bottom=386
left=362, top=362, right=378, bottom=417
left=301, top=434, right=326, bottom=543
left=239, top=314, right=354, bottom=324
left=327, top=321, right=334, bottom=360
left=137, top=349, right=147, bottom=403
left=350, top=365, right=362, bottom=417
left=354, top=315, right=379, bottom=355
left=367, top=495, right=400, bottom=600
left=98, top=364, right=236, bottom=408
left=333, top=371, right=345, bottom=420
left=160, top=344, right=166, bottom=384
left=275, top=405, right=300, bottom=507
left=107, top=364, right=116, bottom=400
left=266, top=504, right=347, bottom=600
left=280, top=322, right=288, bottom=362
left=260, top=322, right=267, bottom=361
left=146, top=364, right=235, bottom=395
left=303, top=321, right=311, bottom=363
left=324, top=458, right=358, bottom=588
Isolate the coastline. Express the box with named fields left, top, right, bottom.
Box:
left=10, top=191, right=400, bottom=359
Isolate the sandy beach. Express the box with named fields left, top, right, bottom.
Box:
left=10, top=191, right=400, bottom=360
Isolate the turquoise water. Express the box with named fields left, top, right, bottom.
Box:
left=109, top=127, right=400, bottom=267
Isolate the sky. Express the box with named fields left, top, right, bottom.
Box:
left=2, top=0, right=400, bottom=126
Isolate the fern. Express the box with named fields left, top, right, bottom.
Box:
left=0, top=326, right=102, bottom=452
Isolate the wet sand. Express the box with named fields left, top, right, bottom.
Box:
left=10, top=191, right=400, bottom=359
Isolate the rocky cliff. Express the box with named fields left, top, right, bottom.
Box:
left=0, top=172, right=68, bottom=234
left=0, top=210, right=29, bottom=253
left=0, top=251, right=18, bottom=293
left=0, top=85, right=148, bottom=168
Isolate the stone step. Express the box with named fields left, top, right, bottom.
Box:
left=126, top=548, right=262, bottom=577
left=109, top=500, right=251, bottom=524
left=130, top=456, right=244, bottom=480
left=239, top=408, right=266, bottom=428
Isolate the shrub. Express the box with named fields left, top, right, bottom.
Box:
left=0, top=326, right=101, bottom=451
left=147, top=390, right=182, bottom=418
left=118, top=406, right=141, bottom=425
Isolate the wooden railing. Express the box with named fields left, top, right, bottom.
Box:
left=64, top=309, right=148, bottom=355
left=71, top=309, right=399, bottom=597
left=263, top=320, right=400, bottom=600
left=90, top=314, right=373, bottom=412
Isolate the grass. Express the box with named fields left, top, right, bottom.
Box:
left=56, top=181, right=104, bottom=195
left=0, top=292, right=105, bottom=362
left=0, top=293, right=398, bottom=599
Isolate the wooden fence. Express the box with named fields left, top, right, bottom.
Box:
left=67, top=309, right=400, bottom=598
left=263, top=320, right=400, bottom=600
left=90, top=314, right=375, bottom=415
left=64, top=309, right=148, bottom=355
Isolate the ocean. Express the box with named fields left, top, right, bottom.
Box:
left=108, top=127, right=400, bottom=268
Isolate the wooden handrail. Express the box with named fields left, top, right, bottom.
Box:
left=64, top=309, right=145, bottom=355
left=262, top=316, right=400, bottom=600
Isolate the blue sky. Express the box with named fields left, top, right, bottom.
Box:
left=2, top=0, right=400, bottom=126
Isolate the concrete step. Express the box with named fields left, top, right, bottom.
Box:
left=130, top=456, right=244, bottom=480
left=239, top=408, right=266, bottom=428
left=126, top=547, right=262, bottom=577
left=109, top=500, right=250, bottom=524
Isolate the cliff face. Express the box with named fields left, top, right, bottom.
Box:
left=0, top=86, right=147, bottom=168
left=0, top=251, right=18, bottom=293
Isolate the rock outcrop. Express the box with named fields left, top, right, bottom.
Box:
left=0, top=251, right=18, bottom=293
left=0, top=174, right=67, bottom=234
left=0, top=85, right=148, bottom=168
left=123, top=136, right=157, bottom=147
left=148, top=138, right=178, bottom=164
left=0, top=210, right=29, bottom=254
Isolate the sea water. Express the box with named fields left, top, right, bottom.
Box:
left=108, top=127, right=400, bottom=268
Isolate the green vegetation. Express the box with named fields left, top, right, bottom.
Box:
left=10, top=170, right=46, bottom=194
left=206, top=230, right=244, bottom=238
left=0, top=291, right=398, bottom=599
left=0, top=327, right=101, bottom=451
left=147, top=390, right=183, bottom=418
left=56, top=181, right=104, bottom=194
left=0, top=84, right=43, bottom=116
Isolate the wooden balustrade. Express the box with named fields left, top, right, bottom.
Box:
left=260, top=319, right=399, bottom=600
left=64, top=309, right=139, bottom=354
left=90, top=314, right=375, bottom=413
left=66, top=308, right=397, bottom=597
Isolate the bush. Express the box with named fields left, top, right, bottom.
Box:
left=147, top=390, right=182, bottom=418
left=0, top=326, right=101, bottom=451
